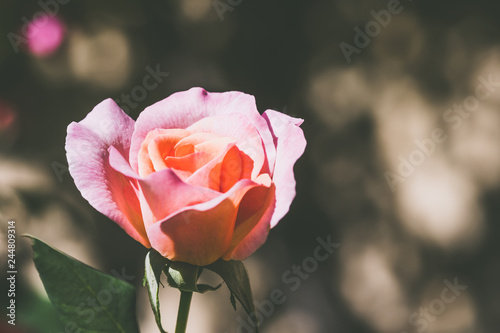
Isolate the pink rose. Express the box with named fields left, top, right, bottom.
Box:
left=66, top=88, right=306, bottom=266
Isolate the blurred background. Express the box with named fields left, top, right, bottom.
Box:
left=1, top=0, right=500, bottom=332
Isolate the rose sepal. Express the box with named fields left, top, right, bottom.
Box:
left=144, top=250, right=260, bottom=332
left=165, top=261, right=221, bottom=294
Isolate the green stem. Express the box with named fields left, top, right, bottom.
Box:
left=175, top=291, right=193, bottom=333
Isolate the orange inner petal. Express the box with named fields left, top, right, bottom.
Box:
left=138, top=129, right=191, bottom=177
left=165, top=152, right=211, bottom=180
left=219, top=146, right=243, bottom=192
left=138, top=128, right=251, bottom=192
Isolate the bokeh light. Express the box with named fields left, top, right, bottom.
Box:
left=26, top=15, right=65, bottom=57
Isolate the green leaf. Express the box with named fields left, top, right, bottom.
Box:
left=166, top=262, right=221, bottom=294
left=28, top=236, right=140, bottom=333
left=205, top=260, right=259, bottom=332
left=229, top=293, right=237, bottom=311
left=144, top=250, right=171, bottom=333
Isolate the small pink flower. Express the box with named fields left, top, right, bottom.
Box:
left=66, top=88, right=306, bottom=266
left=27, top=15, right=65, bottom=57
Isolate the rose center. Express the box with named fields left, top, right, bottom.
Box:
left=137, top=128, right=244, bottom=192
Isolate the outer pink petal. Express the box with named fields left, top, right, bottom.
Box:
left=147, top=178, right=270, bottom=266
left=138, top=170, right=220, bottom=229
left=129, top=88, right=276, bottom=175
left=66, top=99, right=150, bottom=247
left=108, top=146, right=220, bottom=230
left=223, top=182, right=276, bottom=260
left=262, top=110, right=306, bottom=228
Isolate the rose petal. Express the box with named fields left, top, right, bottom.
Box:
left=147, top=177, right=270, bottom=266
left=138, top=128, right=191, bottom=177
left=138, top=170, right=220, bottom=229
left=185, top=143, right=239, bottom=191
left=109, top=146, right=219, bottom=229
left=108, top=145, right=140, bottom=178
left=129, top=88, right=277, bottom=175
left=66, top=99, right=149, bottom=247
left=165, top=152, right=211, bottom=180
left=223, top=176, right=276, bottom=260
left=181, top=132, right=236, bottom=160
left=263, top=110, right=306, bottom=228
left=219, top=145, right=244, bottom=192
left=177, top=131, right=253, bottom=190
left=187, top=113, right=265, bottom=179
left=169, top=132, right=238, bottom=182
